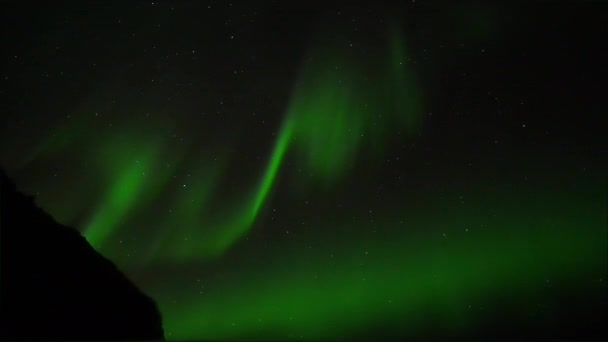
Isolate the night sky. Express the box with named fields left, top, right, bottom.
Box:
left=1, top=0, right=606, bottom=340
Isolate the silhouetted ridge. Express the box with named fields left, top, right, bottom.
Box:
left=0, top=168, right=165, bottom=341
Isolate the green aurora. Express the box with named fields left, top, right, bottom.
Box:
left=2, top=5, right=606, bottom=340
left=77, top=19, right=424, bottom=260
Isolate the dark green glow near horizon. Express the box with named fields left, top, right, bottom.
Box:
left=151, top=192, right=606, bottom=340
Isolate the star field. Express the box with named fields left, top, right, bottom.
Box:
left=1, top=1, right=606, bottom=340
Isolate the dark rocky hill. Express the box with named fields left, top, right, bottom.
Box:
left=0, top=168, right=164, bottom=340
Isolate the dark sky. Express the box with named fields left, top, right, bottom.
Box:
left=1, top=1, right=606, bottom=340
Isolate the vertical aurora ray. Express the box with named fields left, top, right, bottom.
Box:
left=205, top=117, right=296, bottom=257
left=148, top=116, right=293, bottom=260
left=82, top=124, right=178, bottom=251
left=84, top=149, right=158, bottom=250
left=286, top=20, right=423, bottom=183
left=387, top=21, right=423, bottom=135
left=288, top=62, right=367, bottom=182
left=248, top=118, right=296, bottom=225
left=156, top=119, right=296, bottom=260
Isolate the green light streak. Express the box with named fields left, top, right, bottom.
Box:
left=85, top=150, right=157, bottom=249
left=205, top=118, right=297, bottom=257
left=249, top=119, right=295, bottom=224
left=82, top=125, right=180, bottom=253
left=387, top=21, right=422, bottom=135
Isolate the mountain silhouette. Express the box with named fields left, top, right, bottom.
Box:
left=0, top=168, right=164, bottom=341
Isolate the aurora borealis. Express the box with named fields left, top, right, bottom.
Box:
left=1, top=1, right=606, bottom=340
